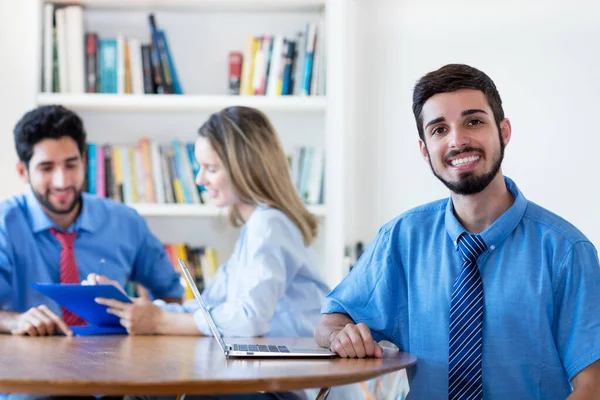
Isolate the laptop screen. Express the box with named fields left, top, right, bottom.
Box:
left=178, top=258, right=229, bottom=355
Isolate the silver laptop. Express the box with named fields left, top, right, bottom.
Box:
left=178, top=258, right=336, bottom=358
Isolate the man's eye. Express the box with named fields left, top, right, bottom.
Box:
left=432, top=127, right=446, bottom=135
left=468, top=119, right=483, bottom=126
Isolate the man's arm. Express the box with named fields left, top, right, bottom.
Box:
left=568, top=359, right=600, bottom=399
left=315, top=313, right=382, bottom=358
left=156, top=296, right=182, bottom=303
left=315, top=312, right=354, bottom=347
left=0, top=307, right=72, bottom=336
left=0, top=217, right=72, bottom=336
left=553, top=241, right=600, bottom=399
left=0, top=310, right=20, bottom=333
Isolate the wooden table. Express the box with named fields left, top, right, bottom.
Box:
left=0, top=335, right=416, bottom=398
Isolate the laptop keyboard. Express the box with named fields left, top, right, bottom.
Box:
left=233, top=344, right=290, bottom=353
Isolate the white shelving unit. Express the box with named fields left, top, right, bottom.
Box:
left=36, top=93, right=327, bottom=112
left=47, top=0, right=326, bottom=12
left=32, top=0, right=352, bottom=288
left=129, top=203, right=327, bottom=217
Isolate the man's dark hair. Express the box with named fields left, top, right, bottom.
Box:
left=13, top=105, right=87, bottom=165
left=412, top=64, right=505, bottom=140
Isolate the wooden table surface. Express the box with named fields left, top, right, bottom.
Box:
left=0, top=335, right=416, bottom=396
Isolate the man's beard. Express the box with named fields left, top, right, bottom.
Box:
left=34, top=187, right=81, bottom=215
left=427, top=135, right=505, bottom=196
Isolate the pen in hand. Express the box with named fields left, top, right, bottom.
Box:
left=98, top=258, right=105, bottom=277
left=81, top=258, right=106, bottom=285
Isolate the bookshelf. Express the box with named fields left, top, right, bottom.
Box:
left=129, top=203, right=327, bottom=217
left=47, top=0, right=327, bottom=13
left=31, top=0, right=351, bottom=288
left=36, top=93, right=327, bottom=112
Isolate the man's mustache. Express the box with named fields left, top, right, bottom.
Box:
left=443, top=147, right=484, bottom=162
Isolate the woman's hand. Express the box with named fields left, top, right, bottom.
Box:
left=95, top=296, right=166, bottom=335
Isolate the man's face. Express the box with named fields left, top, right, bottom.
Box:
left=418, top=89, right=511, bottom=195
left=18, top=137, right=85, bottom=215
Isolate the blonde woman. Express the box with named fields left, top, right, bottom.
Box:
left=96, top=106, right=329, bottom=339
left=97, top=107, right=366, bottom=400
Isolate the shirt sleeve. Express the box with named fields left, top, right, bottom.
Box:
left=201, top=262, right=228, bottom=307
left=554, top=240, right=600, bottom=380
left=0, top=227, right=13, bottom=309
left=321, top=224, right=406, bottom=343
left=129, top=214, right=183, bottom=300
left=192, top=215, right=294, bottom=337
left=154, top=264, right=228, bottom=326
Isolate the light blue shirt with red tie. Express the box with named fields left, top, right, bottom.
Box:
left=0, top=188, right=183, bottom=316
left=321, top=176, right=600, bottom=399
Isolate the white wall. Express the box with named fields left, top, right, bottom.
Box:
left=352, top=0, right=600, bottom=248
left=0, top=0, right=36, bottom=199
left=1, top=0, right=599, bottom=249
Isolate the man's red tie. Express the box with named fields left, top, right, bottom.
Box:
left=49, top=227, right=86, bottom=326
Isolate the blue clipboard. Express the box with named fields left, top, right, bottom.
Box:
left=30, top=283, right=133, bottom=336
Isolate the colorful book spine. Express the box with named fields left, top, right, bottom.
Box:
left=168, top=151, right=185, bottom=204
left=99, top=38, right=117, bottom=93
left=87, top=143, right=97, bottom=195
left=160, top=148, right=175, bottom=204
left=158, top=30, right=182, bottom=94
left=95, top=145, right=105, bottom=198
left=111, top=146, right=124, bottom=202
left=139, top=138, right=156, bottom=203
left=301, top=23, right=317, bottom=96
left=228, top=51, right=243, bottom=95
left=119, top=147, right=132, bottom=204
left=148, top=14, right=173, bottom=93
left=141, top=45, right=155, bottom=94
left=84, top=33, right=98, bottom=93
left=171, top=140, right=192, bottom=204
left=282, top=40, right=296, bottom=95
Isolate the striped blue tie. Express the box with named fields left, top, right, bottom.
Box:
left=449, top=233, right=487, bottom=400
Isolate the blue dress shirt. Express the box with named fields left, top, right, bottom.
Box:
left=322, top=176, right=600, bottom=399
left=164, top=205, right=331, bottom=338
left=0, top=188, right=183, bottom=316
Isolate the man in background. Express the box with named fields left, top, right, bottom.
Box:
left=0, top=105, right=183, bottom=336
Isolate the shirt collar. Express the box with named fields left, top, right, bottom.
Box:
left=445, top=176, right=528, bottom=248
left=25, top=187, right=97, bottom=234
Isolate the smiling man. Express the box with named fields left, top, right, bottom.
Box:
left=315, top=64, right=600, bottom=399
left=0, top=105, right=183, bottom=338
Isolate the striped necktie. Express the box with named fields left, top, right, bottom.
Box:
left=50, top=228, right=87, bottom=326
left=449, top=233, right=487, bottom=400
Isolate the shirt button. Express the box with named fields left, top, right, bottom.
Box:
left=490, top=245, right=496, bottom=251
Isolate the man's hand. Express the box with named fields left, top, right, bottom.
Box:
left=315, top=313, right=383, bottom=358
left=11, top=305, right=72, bottom=336
left=568, top=359, right=600, bottom=399
left=82, top=273, right=129, bottom=297
left=329, top=322, right=383, bottom=358
left=95, top=297, right=165, bottom=335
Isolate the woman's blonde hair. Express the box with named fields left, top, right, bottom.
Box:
left=198, top=106, right=318, bottom=245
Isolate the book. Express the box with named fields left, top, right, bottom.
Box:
left=86, top=140, right=323, bottom=207
left=158, top=30, right=182, bottom=94
left=228, top=51, right=243, bottom=95
left=148, top=14, right=173, bottom=94
left=84, top=33, right=98, bottom=93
